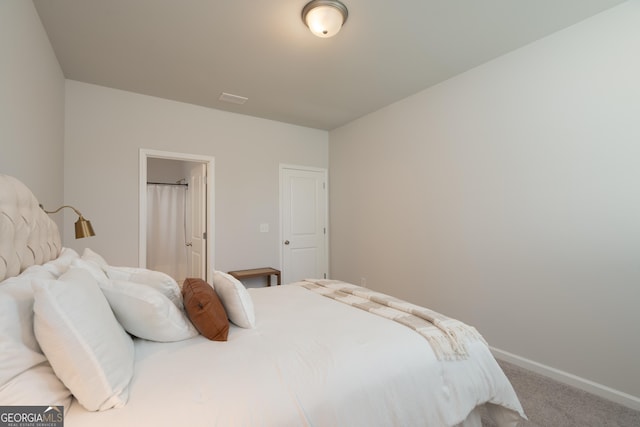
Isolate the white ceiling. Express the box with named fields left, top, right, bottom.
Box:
left=34, top=0, right=625, bottom=130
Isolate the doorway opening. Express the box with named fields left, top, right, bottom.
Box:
left=139, top=149, right=215, bottom=283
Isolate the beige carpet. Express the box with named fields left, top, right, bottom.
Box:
left=481, top=360, right=640, bottom=427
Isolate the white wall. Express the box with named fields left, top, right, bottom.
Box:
left=329, top=2, right=640, bottom=403
left=3, top=0, right=637, bottom=406
left=147, top=158, right=188, bottom=183
left=0, top=1, right=64, bottom=227
left=64, top=80, right=328, bottom=274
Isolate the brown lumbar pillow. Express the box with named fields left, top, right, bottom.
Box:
left=182, top=278, right=229, bottom=341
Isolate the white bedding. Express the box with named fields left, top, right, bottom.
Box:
left=1, top=174, right=524, bottom=426
left=65, top=284, right=524, bottom=427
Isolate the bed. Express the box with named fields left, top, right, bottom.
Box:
left=0, top=173, right=526, bottom=426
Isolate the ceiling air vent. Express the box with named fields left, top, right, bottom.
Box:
left=219, top=92, right=248, bottom=105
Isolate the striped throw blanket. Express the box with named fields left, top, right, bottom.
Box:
left=298, top=279, right=486, bottom=361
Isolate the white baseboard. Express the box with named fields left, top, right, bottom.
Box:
left=490, top=347, right=640, bottom=411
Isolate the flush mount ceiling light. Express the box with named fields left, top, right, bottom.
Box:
left=302, top=0, right=348, bottom=38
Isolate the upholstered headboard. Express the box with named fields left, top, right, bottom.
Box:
left=0, top=174, right=62, bottom=281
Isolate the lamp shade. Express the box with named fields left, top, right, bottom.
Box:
left=74, top=215, right=95, bottom=239
left=302, top=0, right=348, bottom=38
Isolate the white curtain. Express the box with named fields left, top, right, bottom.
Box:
left=146, top=184, right=188, bottom=283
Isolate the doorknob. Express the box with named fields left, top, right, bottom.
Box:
left=284, top=240, right=290, bottom=245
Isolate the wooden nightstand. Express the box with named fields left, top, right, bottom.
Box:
left=227, top=267, right=281, bottom=287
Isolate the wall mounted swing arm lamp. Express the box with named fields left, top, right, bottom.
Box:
left=40, top=204, right=96, bottom=239
left=302, top=0, right=348, bottom=38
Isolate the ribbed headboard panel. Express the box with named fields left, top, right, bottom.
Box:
left=0, top=174, right=62, bottom=282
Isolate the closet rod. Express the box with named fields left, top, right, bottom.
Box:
left=146, top=182, right=188, bottom=187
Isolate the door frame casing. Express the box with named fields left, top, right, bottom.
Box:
left=139, top=149, right=215, bottom=283
left=279, top=164, right=329, bottom=284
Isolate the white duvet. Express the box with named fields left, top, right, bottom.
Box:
left=65, top=284, right=525, bottom=427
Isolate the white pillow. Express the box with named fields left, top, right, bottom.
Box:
left=79, top=248, right=183, bottom=309
left=0, top=281, right=46, bottom=384
left=0, top=363, right=72, bottom=409
left=101, top=279, right=198, bottom=342
left=81, top=247, right=109, bottom=269
left=41, top=247, right=79, bottom=277
left=0, top=274, right=72, bottom=408
left=105, top=266, right=183, bottom=309
left=71, top=258, right=110, bottom=287
left=212, top=271, right=256, bottom=328
left=32, top=268, right=134, bottom=411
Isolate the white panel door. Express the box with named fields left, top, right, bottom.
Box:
left=188, top=163, right=207, bottom=279
left=281, top=167, right=327, bottom=284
